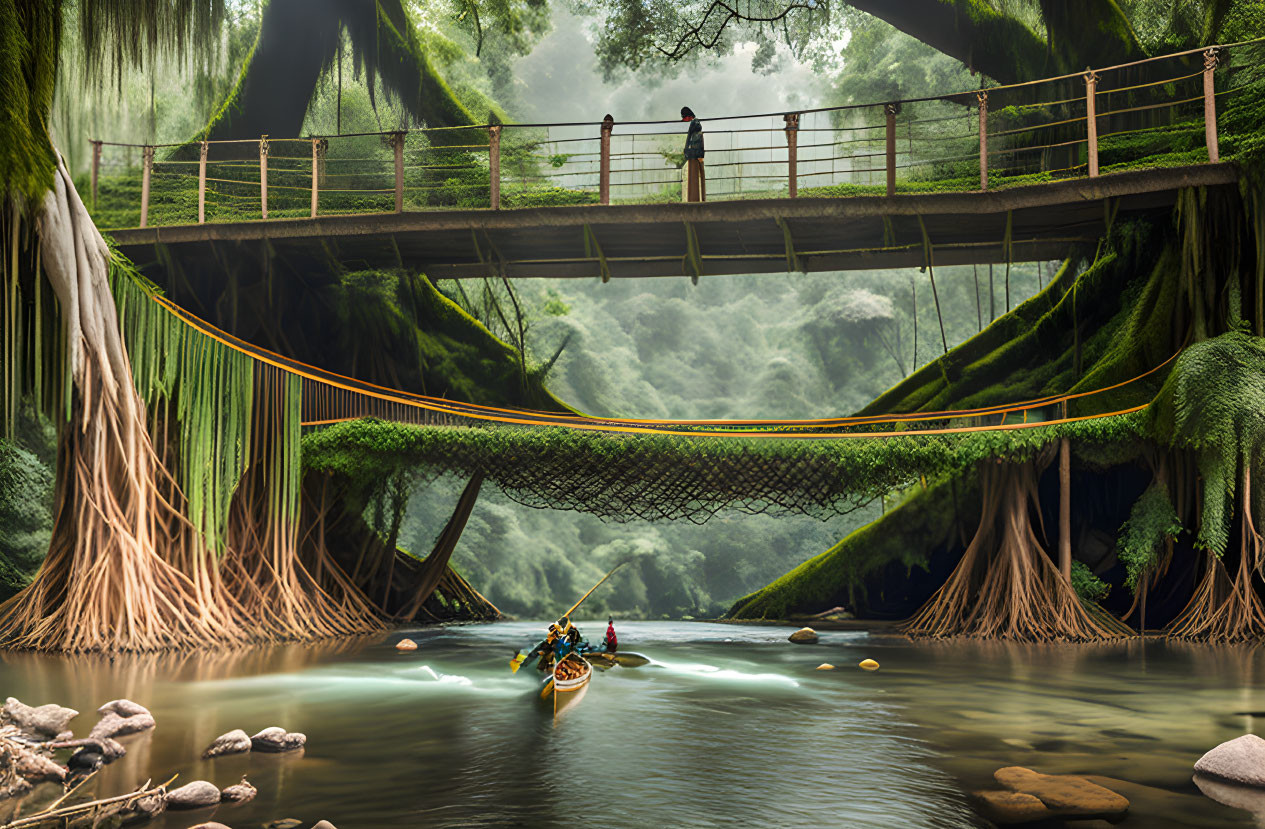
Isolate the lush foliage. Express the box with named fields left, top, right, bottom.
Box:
left=1115, top=481, right=1183, bottom=589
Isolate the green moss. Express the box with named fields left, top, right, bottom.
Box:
left=725, top=482, right=966, bottom=619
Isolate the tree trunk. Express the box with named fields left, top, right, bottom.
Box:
left=1059, top=437, right=1071, bottom=582
left=903, top=458, right=1129, bottom=641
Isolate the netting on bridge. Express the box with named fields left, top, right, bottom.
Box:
left=85, top=38, right=1265, bottom=230
left=151, top=289, right=1167, bottom=523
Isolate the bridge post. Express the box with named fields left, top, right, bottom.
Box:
left=599, top=114, right=614, bottom=206
left=310, top=138, right=319, bottom=218
left=1203, top=48, right=1220, bottom=163
left=489, top=124, right=502, bottom=210
left=884, top=103, right=897, bottom=196
left=197, top=141, right=208, bottom=224
left=259, top=136, right=269, bottom=219
left=1084, top=72, right=1099, bottom=177
left=784, top=113, right=799, bottom=198
left=976, top=91, right=988, bottom=190
left=139, top=145, right=153, bottom=228
left=393, top=131, right=405, bottom=213
left=90, top=140, right=101, bottom=211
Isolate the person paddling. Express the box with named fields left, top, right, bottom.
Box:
left=681, top=107, right=705, bottom=203
left=604, top=617, right=618, bottom=653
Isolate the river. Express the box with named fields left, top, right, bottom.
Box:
left=0, top=622, right=1259, bottom=828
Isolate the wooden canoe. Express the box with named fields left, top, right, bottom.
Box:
left=540, top=653, right=591, bottom=703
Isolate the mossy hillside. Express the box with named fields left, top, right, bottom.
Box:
left=725, top=481, right=970, bottom=620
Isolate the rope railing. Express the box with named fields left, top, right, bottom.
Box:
left=147, top=290, right=1172, bottom=440
left=87, top=38, right=1262, bottom=229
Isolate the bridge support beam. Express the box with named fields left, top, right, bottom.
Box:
left=198, top=141, right=208, bottom=224
left=90, top=140, right=101, bottom=211
left=1085, top=73, right=1099, bottom=178
left=139, top=145, right=153, bottom=229
left=489, top=125, right=502, bottom=210
left=600, top=115, right=614, bottom=206
left=885, top=103, right=897, bottom=196
left=259, top=136, right=269, bottom=220
left=977, top=91, right=988, bottom=191
left=1203, top=48, right=1220, bottom=163
left=784, top=113, right=799, bottom=198
left=393, top=132, right=405, bottom=213
left=310, top=138, right=320, bottom=218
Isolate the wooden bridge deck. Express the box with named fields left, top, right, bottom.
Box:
left=110, top=163, right=1238, bottom=279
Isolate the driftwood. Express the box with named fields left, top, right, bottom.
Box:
left=0, top=774, right=175, bottom=829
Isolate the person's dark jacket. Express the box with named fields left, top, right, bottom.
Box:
left=684, top=119, right=704, bottom=160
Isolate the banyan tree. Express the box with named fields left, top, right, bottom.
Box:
left=0, top=0, right=510, bottom=651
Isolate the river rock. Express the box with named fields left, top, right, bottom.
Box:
left=2, top=697, right=78, bottom=739
left=90, top=699, right=155, bottom=740
left=815, top=663, right=835, bottom=670
left=250, top=726, right=306, bottom=753
left=68, top=749, right=105, bottom=773
left=395, top=638, right=418, bottom=651
left=1194, top=734, right=1265, bottom=787
left=220, top=776, right=256, bottom=804
left=165, top=780, right=222, bottom=810
left=994, top=766, right=1129, bottom=816
left=970, top=790, right=1054, bottom=824
left=859, top=659, right=880, bottom=671
left=97, top=699, right=150, bottom=719
left=311, top=821, right=339, bottom=829
left=788, top=627, right=818, bottom=644
left=202, top=729, right=252, bottom=759
left=186, top=823, right=234, bottom=829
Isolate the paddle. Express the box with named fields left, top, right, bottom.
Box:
left=560, top=560, right=627, bottom=622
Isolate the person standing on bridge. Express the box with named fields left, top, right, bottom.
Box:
left=681, top=107, right=706, bottom=203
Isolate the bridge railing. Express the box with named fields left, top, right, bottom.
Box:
left=87, top=39, right=1262, bottom=229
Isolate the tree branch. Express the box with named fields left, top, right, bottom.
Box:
left=656, top=1, right=821, bottom=61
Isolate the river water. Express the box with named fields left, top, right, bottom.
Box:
left=0, top=622, right=1260, bottom=828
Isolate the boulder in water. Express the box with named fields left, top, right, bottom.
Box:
left=220, top=776, right=256, bottom=804
left=1194, top=734, right=1265, bottom=787
left=2, top=697, right=78, bottom=739
left=202, top=729, right=252, bottom=759
left=815, top=664, right=835, bottom=670
left=90, top=699, right=155, bottom=740
left=994, top=766, right=1129, bottom=816
left=186, top=823, right=234, bottom=829
left=311, top=822, right=340, bottom=829
left=970, top=790, right=1054, bottom=824
left=165, top=780, right=222, bottom=809
left=250, top=726, right=306, bottom=753
left=788, top=627, right=818, bottom=644
left=395, top=638, right=418, bottom=651
left=68, top=749, right=104, bottom=773
left=859, top=659, right=879, bottom=671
